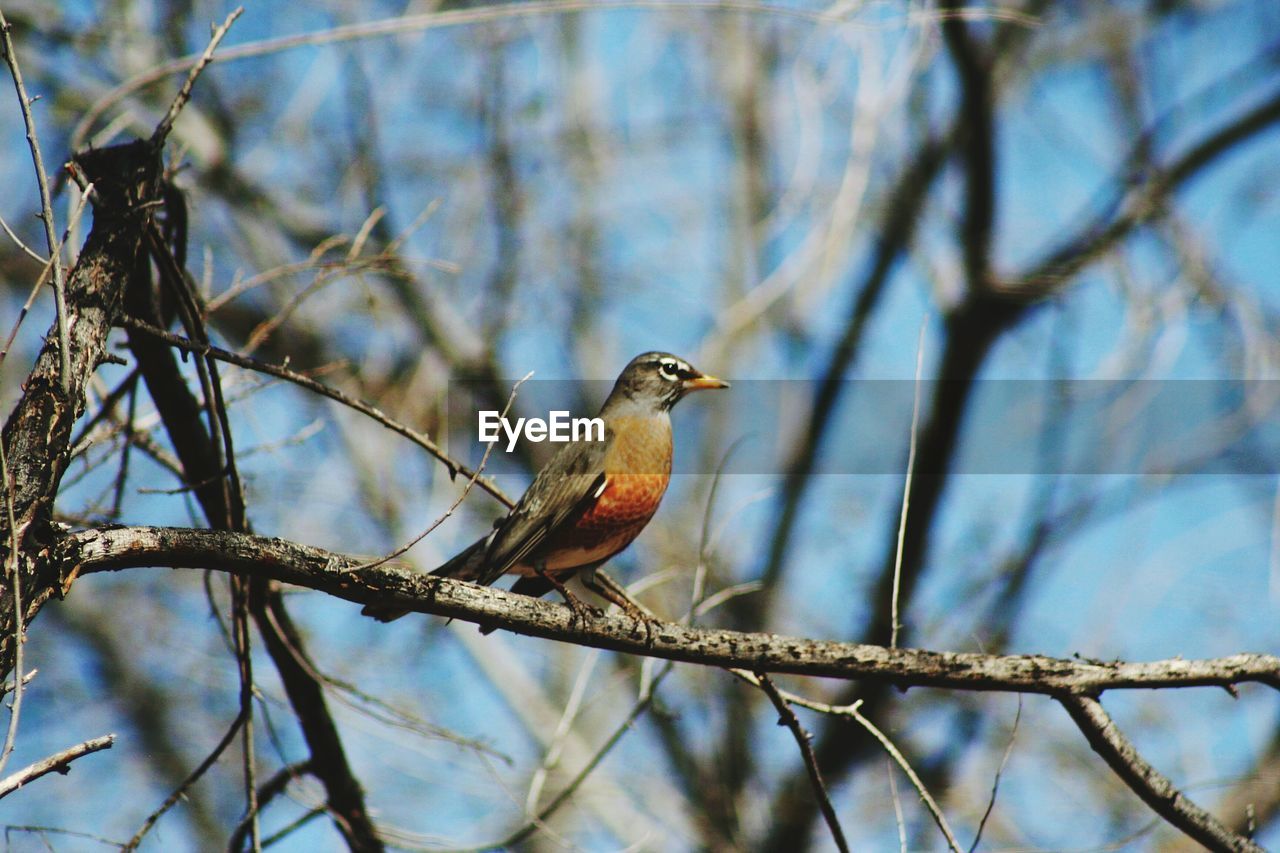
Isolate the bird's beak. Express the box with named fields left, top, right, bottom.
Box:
left=682, top=372, right=730, bottom=392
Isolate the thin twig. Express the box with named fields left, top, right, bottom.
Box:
left=0, top=438, right=24, bottom=779
left=0, top=181, right=95, bottom=372
left=526, top=647, right=602, bottom=815
left=144, top=223, right=243, bottom=530
left=0, top=669, right=36, bottom=697
left=232, top=578, right=259, bottom=853
left=487, top=661, right=678, bottom=850
left=71, top=1, right=886, bottom=150
left=887, top=756, right=907, bottom=853
left=73, top=0, right=1043, bottom=150
left=260, top=806, right=325, bottom=848
left=0, top=734, right=115, bottom=798
left=755, top=673, right=850, bottom=853
left=150, top=8, right=244, bottom=148
left=0, top=210, right=44, bottom=263
left=849, top=699, right=962, bottom=852
left=119, top=316, right=513, bottom=506
left=969, top=697, right=1021, bottom=853
left=109, top=380, right=139, bottom=519
left=891, top=319, right=927, bottom=648
left=729, top=669, right=951, bottom=849
left=0, top=9, right=68, bottom=393
left=352, top=371, right=531, bottom=572
left=226, top=760, right=313, bottom=853
left=123, top=710, right=247, bottom=851
left=2, top=824, right=123, bottom=849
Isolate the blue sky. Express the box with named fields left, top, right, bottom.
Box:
left=1, top=1, right=1279, bottom=849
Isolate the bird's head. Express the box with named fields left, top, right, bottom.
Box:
left=609, top=351, right=729, bottom=412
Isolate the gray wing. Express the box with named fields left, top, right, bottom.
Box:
left=475, top=432, right=612, bottom=587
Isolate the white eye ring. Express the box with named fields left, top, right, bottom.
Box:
left=659, top=359, right=680, bottom=379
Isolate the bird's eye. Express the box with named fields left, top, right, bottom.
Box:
left=659, top=360, right=679, bottom=379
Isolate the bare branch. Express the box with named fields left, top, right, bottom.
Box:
left=0, top=734, right=115, bottom=798
left=72, top=1, right=896, bottom=151
left=0, top=138, right=160, bottom=681
left=0, top=211, right=44, bottom=264
left=120, top=202, right=382, bottom=850
left=61, top=525, right=1280, bottom=696
left=755, top=674, right=849, bottom=853
left=969, top=698, right=1021, bottom=853
left=226, top=760, right=313, bottom=853
left=123, top=711, right=245, bottom=851
left=353, top=370, right=530, bottom=575
left=150, top=8, right=244, bottom=148
left=0, top=668, right=35, bottom=697
left=733, top=670, right=959, bottom=853
left=891, top=319, right=927, bottom=649
left=1016, top=86, right=1280, bottom=295
left=119, top=316, right=514, bottom=507
left=484, top=656, right=680, bottom=851
left=848, top=700, right=961, bottom=853
left=1060, top=694, right=1263, bottom=853
left=0, top=9, right=68, bottom=393
left=0, top=181, right=95, bottom=372
left=940, top=0, right=996, bottom=290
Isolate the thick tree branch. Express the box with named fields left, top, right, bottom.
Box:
left=1061, top=695, right=1263, bottom=853
left=57, top=525, right=1280, bottom=696
left=0, top=139, right=160, bottom=678
left=940, top=0, right=995, bottom=289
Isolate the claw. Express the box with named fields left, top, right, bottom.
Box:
left=562, top=590, right=603, bottom=629
left=534, top=563, right=601, bottom=629
left=580, top=568, right=661, bottom=645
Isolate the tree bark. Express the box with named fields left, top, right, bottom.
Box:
left=1, top=140, right=161, bottom=679
left=59, top=524, right=1280, bottom=697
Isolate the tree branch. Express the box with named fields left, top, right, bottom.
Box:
left=1016, top=85, right=1280, bottom=295
left=149, top=7, right=242, bottom=148
left=0, top=734, right=115, bottom=798
left=940, top=0, right=995, bottom=289
left=0, top=8, right=69, bottom=392
left=118, top=315, right=512, bottom=506
left=755, top=673, right=849, bottom=853
left=0, top=139, right=161, bottom=679
left=1060, top=694, right=1263, bottom=853
left=57, top=525, right=1280, bottom=697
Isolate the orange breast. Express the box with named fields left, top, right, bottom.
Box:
left=529, top=415, right=673, bottom=573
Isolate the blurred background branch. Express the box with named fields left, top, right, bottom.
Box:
left=2, top=1, right=1278, bottom=849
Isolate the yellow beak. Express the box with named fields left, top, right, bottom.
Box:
left=683, top=373, right=730, bottom=391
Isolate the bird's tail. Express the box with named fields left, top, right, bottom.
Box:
left=360, top=536, right=489, bottom=622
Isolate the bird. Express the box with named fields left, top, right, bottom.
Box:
left=362, top=351, right=728, bottom=626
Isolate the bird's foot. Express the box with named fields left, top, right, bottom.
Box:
left=614, top=597, right=661, bottom=644
left=534, top=565, right=602, bottom=630
left=581, top=570, right=661, bottom=645
left=559, top=587, right=603, bottom=630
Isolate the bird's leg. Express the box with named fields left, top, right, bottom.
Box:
left=581, top=568, right=660, bottom=644
left=534, top=561, right=601, bottom=628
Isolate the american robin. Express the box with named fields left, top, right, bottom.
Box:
left=363, top=351, right=728, bottom=625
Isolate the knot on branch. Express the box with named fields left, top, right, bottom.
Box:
left=72, top=139, right=162, bottom=224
